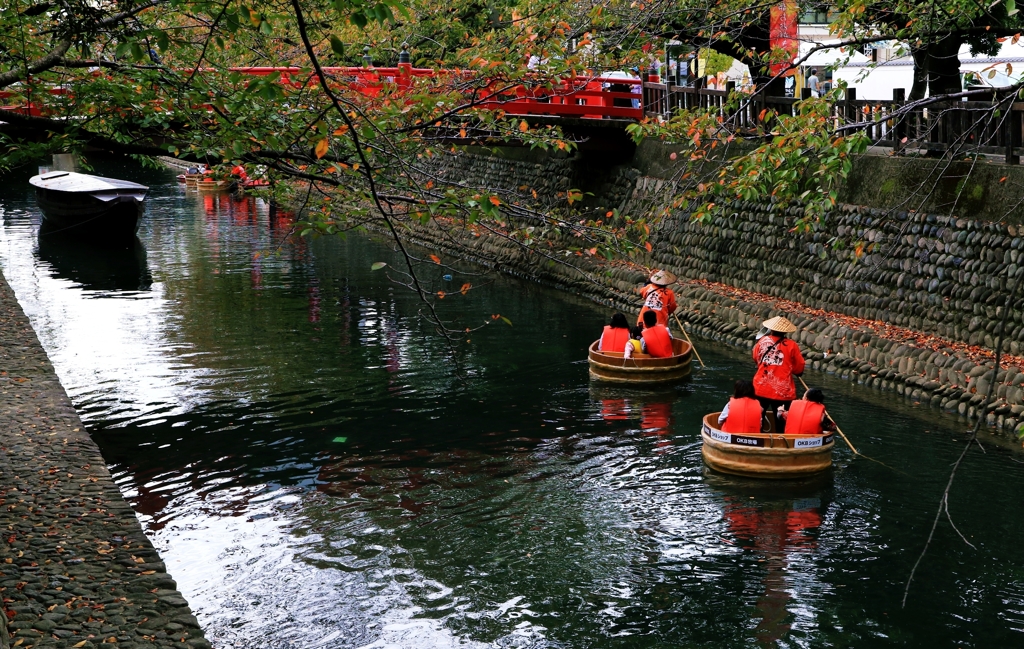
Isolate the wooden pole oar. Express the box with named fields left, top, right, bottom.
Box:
left=797, top=375, right=859, bottom=455
left=672, top=312, right=705, bottom=368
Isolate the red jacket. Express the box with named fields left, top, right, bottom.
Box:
left=752, top=335, right=805, bottom=401
left=599, top=326, right=631, bottom=352
left=638, top=285, right=678, bottom=327
left=642, top=325, right=674, bottom=358
left=784, top=400, right=826, bottom=435
left=721, top=397, right=763, bottom=434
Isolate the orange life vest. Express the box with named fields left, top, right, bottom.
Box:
left=600, top=326, right=631, bottom=353
left=784, top=400, right=826, bottom=435
left=642, top=325, right=674, bottom=358
left=721, top=397, right=763, bottom=434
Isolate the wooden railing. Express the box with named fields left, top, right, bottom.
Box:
left=641, top=82, right=1024, bottom=165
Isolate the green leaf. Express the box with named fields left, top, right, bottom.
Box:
left=371, top=261, right=387, bottom=270
left=500, top=316, right=512, bottom=326
left=330, top=35, right=345, bottom=58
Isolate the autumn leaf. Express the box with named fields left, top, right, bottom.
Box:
left=519, top=120, right=529, bottom=132
left=437, top=290, right=446, bottom=299
left=314, top=138, right=329, bottom=159
left=644, top=241, right=653, bottom=252
left=488, top=195, right=501, bottom=206
left=430, top=254, right=441, bottom=264
left=491, top=314, right=500, bottom=320
left=459, top=128, right=467, bottom=138
left=332, top=125, right=349, bottom=136
left=460, top=282, right=472, bottom=295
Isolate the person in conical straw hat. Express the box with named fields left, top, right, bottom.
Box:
left=751, top=315, right=806, bottom=416
left=637, top=269, right=678, bottom=328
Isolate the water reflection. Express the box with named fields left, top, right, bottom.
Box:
left=36, top=234, right=151, bottom=292
left=710, top=475, right=829, bottom=647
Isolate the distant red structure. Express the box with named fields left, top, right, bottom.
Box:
left=1, top=65, right=644, bottom=121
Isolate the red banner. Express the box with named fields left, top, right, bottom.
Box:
left=769, top=0, right=799, bottom=76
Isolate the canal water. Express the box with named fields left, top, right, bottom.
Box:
left=2, top=159, right=1024, bottom=648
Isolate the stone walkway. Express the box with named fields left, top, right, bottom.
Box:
left=0, top=271, right=210, bottom=649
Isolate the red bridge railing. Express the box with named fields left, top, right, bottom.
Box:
left=0, top=65, right=645, bottom=121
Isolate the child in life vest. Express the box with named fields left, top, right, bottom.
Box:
left=777, top=388, right=836, bottom=435
left=623, top=326, right=645, bottom=358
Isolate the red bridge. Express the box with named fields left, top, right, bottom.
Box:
left=0, top=64, right=645, bottom=121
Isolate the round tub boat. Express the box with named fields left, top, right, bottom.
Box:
left=701, top=412, right=834, bottom=479
left=588, top=338, right=691, bottom=384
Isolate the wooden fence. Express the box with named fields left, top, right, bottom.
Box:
left=641, top=82, right=1024, bottom=165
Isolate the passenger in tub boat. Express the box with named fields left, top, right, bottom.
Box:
left=623, top=326, right=644, bottom=358
left=752, top=316, right=806, bottom=414
left=718, top=380, right=764, bottom=434
left=637, top=270, right=678, bottom=327
left=777, top=388, right=836, bottom=435
left=636, top=310, right=674, bottom=358
left=598, top=312, right=632, bottom=351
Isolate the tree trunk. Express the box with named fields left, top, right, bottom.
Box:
left=909, top=46, right=929, bottom=101
left=927, top=35, right=963, bottom=97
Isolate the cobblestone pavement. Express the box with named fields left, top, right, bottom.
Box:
left=0, top=270, right=211, bottom=649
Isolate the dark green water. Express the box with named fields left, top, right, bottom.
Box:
left=2, top=160, right=1024, bottom=648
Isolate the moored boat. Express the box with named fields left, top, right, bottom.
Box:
left=700, top=413, right=834, bottom=479
left=30, top=171, right=148, bottom=238
left=588, top=338, right=691, bottom=384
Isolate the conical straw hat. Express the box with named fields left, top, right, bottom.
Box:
left=762, top=316, right=797, bottom=333
left=649, top=270, right=677, bottom=286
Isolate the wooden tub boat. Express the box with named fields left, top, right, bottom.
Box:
left=30, top=171, right=147, bottom=239
left=588, top=338, right=691, bottom=384
left=195, top=177, right=232, bottom=192
left=700, top=413, right=834, bottom=479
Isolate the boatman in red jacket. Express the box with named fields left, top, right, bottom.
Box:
left=637, top=270, right=678, bottom=327
left=752, top=315, right=805, bottom=415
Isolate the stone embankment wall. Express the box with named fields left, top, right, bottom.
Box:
left=408, top=145, right=1024, bottom=436
left=0, top=272, right=210, bottom=649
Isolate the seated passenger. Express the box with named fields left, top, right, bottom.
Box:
left=719, top=380, right=764, bottom=434
left=623, top=326, right=644, bottom=358
left=640, top=310, right=674, bottom=358
left=599, top=312, right=632, bottom=352
left=778, top=388, right=836, bottom=435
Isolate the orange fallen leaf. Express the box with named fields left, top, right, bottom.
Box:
left=460, top=282, right=472, bottom=295
left=430, top=254, right=441, bottom=264
left=314, top=138, right=329, bottom=159
left=489, top=196, right=501, bottom=206
left=437, top=291, right=446, bottom=299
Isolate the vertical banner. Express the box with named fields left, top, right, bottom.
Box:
left=769, top=0, right=799, bottom=76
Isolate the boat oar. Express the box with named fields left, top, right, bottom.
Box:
left=672, top=312, right=705, bottom=369
left=796, top=376, right=904, bottom=474
left=796, top=375, right=858, bottom=453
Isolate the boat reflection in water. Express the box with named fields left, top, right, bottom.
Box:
left=708, top=474, right=830, bottom=647
left=36, top=232, right=152, bottom=292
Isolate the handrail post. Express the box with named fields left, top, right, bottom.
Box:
left=397, top=43, right=412, bottom=90
left=893, top=88, right=906, bottom=155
